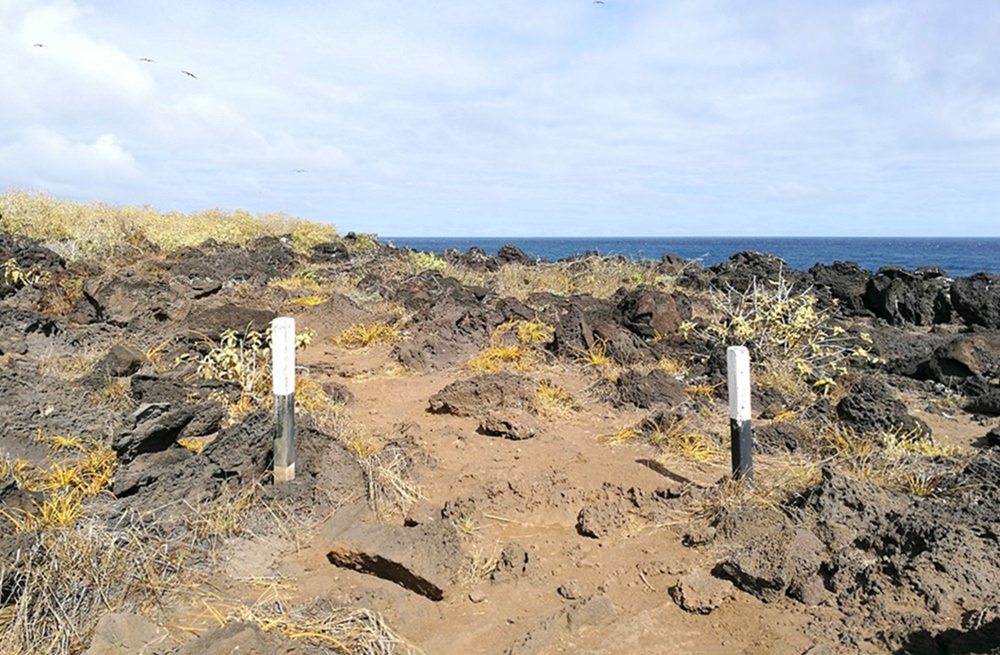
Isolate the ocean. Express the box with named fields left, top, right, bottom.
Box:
left=384, top=237, right=1000, bottom=278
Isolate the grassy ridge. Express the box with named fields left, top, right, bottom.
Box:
left=0, top=190, right=337, bottom=258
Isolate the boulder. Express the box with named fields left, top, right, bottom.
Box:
left=478, top=410, right=541, bottom=440
left=167, top=236, right=296, bottom=287
left=951, top=273, right=1000, bottom=328
left=113, top=403, right=199, bottom=464
left=496, top=244, right=533, bottom=266
left=429, top=373, right=535, bottom=418
left=966, top=389, right=1000, bottom=416
left=185, top=303, right=277, bottom=339
left=709, top=251, right=804, bottom=292
left=613, top=369, right=687, bottom=410
left=669, top=570, right=734, bottom=614
left=923, top=334, right=1000, bottom=384
left=503, top=594, right=614, bottom=655
left=863, top=266, right=952, bottom=326
left=575, top=503, right=628, bottom=539
left=84, top=273, right=188, bottom=327
left=836, top=378, right=928, bottom=436
left=91, top=343, right=145, bottom=379
left=616, top=287, right=682, bottom=340
left=491, top=543, right=531, bottom=583
left=309, top=240, right=351, bottom=263
left=808, top=261, right=871, bottom=313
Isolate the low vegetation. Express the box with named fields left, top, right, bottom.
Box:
left=334, top=322, right=404, bottom=348
left=689, top=274, right=878, bottom=403
left=1, top=433, right=116, bottom=532
left=467, top=319, right=555, bottom=373
left=1, top=190, right=337, bottom=258
left=176, top=325, right=316, bottom=421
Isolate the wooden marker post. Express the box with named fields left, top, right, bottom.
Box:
left=271, top=317, right=296, bottom=482
left=726, top=346, right=753, bottom=483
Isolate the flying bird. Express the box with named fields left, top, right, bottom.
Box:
left=180, top=70, right=197, bottom=79
left=593, top=1, right=605, bottom=4
left=139, top=57, right=155, bottom=63
left=292, top=169, right=308, bottom=173
left=33, top=43, right=44, bottom=47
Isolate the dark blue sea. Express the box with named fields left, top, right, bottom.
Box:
left=384, top=237, right=1000, bottom=278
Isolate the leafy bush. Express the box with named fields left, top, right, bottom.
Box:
left=688, top=274, right=878, bottom=394
left=176, top=325, right=315, bottom=419
left=410, top=251, right=447, bottom=271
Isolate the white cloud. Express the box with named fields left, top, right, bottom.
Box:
left=1, top=0, right=999, bottom=235
left=0, top=128, right=137, bottom=183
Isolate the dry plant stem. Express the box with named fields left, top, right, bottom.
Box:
left=1, top=517, right=181, bottom=655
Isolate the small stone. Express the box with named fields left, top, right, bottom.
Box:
left=682, top=525, right=716, bottom=547
left=468, top=590, right=487, bottom=603
left=557, top=580, right=580, bottom=600
left=669, top=570, right=734, bottom=614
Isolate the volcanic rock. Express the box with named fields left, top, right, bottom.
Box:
left=429, top=373, right=535, bottom=418
left=864, top=266, right=952, bottom=326
left=951, top=273, right=1000, bottom=328
left=669, top=570, right=734, bottom=614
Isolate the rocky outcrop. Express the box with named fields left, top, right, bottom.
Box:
left=863, top=266, right=952, bottom=326
left=951, top=273, right=1000, bottom=328
left=612, top=369, right=687, bottom=410
left=615, top=287, right=683, bottom=340
left=808, top=261, right=871, bottom=313
left=836, top=378, right=928, bottom=435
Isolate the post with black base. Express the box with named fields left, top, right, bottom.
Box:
left=272, top=317, right=296, bottom=482
left=726, top=345, right=753, bottom=483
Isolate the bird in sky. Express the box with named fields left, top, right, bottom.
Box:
left=292, top=169, right=308, bottom=173
left=139, top=57, right=155, bottom=63
left=593, top=1, right=605, bottom=4
left=33, top=43, right=44, bottom=47
left=180, top=70, right=197, bottom=79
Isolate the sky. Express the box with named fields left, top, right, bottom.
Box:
left=2, top=1, right=1000, bottom=237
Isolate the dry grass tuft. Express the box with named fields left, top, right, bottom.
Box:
left=89, top=376, right=135, bottom=412
left=183, top=481, right=261, bottom=545
left=533, top=380, right=577, bottom=420
left=357, top=445, right=422, bottom=521
left=290, top=295, right=330, bottom=307
left=467, top=345, right=538, bottom=373
left=646, top=417, right=722, bottom=463
left=574, top=338, right=610, bottom=368
left=334, top=322, right=403, bottom=349
left=224, top=599, right=420, bottom=655
left=449, top=256, right=676, bottom=301
left=0, top=518, right=180, bottom=655
left=600, top=425, right=642, bottom=444
left=806, top=422, right=965, bottom=496
left=1, top=436, right=116, bottom=532
left=466, top=319, right=554, bottom=373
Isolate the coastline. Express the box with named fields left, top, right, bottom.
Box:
left=385, top=235, right=1000, bottom=277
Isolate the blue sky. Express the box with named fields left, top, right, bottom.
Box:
left=3, top=1, right=999, bottom=236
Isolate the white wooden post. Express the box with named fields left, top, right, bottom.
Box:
left=726, top=346, right=753, bottom=483
left=272, top=317, right=296, bottom=482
